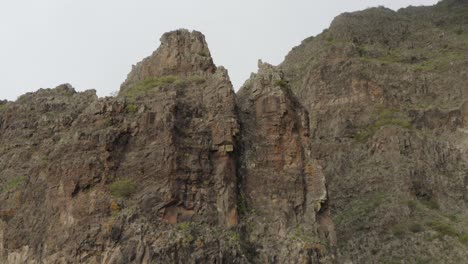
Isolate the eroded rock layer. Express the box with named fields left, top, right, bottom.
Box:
left=0, top=30, right=333, bottom=263
left=1, top=1, right=467, bottom=263
left=237, top=62, right=334, bottom=263
left=0, top=30, right=242, bottom=263
left=281, top=0, right=468, bottom=263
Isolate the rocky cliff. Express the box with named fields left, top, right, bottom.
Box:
left=281, top=0, right=468, bottom=263
left=0, top=30, right=332, bottom=263
left=0, top=0, right=467, bottom=263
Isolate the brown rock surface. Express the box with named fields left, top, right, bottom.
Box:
left=237, top=61, right=335, bottom=263
left=0, top=30, right=335, bottom=264
left=120, top=29, right=217, bottom=95
left=281, top=0, right=468, bottom=263
left=1, top=0, right=467, bottom=263
left=0, top=30, right=246, bottom=263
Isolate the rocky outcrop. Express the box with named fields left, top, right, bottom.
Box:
left=120, top=29, right=217, bottom=95
left=281, top=0, right=468, bottom=263
left=0, top=30, right=334, bottom=263
left=1, top=1, right=467, bottom=263
left=0, top=30, right=245, bottom=263
left=237, top=61, right=334, bottom=263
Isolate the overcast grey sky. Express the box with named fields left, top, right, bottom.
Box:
left=0, top=0, right=439, bottom=101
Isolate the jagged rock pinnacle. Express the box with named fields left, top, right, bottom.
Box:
left=120, top=29, right=217, bottom=94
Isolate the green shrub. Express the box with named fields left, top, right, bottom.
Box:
left=420, top=198, right=440, bottom=210
left=178, top=222, right=191, bottom=231
left=447, top=214, right=461, bottom=223
left=275, top=80, right=289, bottom=88
left=412, top=51, right=465, bottom=72
left=427, top=221, right=458, bottom=237
left=0, top=104, right=8, bottom=112
left=459, top=233, right=468, bottom=245
left=1, top=176, right=25, bottom=193
left=125, top=103, right=138, bottom=114
left=228, top=231, right=241, bottom=243
left=109, top=179, right=137, bottom=198
left=392, top=224, right=406, bottom=238
left=189, top=76, right=206, bottom=85
left=182, top=234, right=194, bottom=245
left=355, top=108, right=411, bottom=142
left=173, top=79, right=188, bottom=88
left=409, top=223, right=425, bottom=233
left=122, top=76, right=178, bottom=100
left=334, top=192, right=387, bottom=226
left=407, top=200, right=419, bottom=212
left=290, top=226, right=322, bottom=244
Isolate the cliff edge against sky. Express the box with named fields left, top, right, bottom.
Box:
left=0, top=0, right=467, bottom=263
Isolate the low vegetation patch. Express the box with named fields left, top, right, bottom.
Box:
left=355, top=107, right=412, bottom=142
left=1, top=176, right=25, bottom=193
left=125, top=103, right=138, bottom=114
left=419, top=198, right=440, bottom=210
left=122, top=75, right=208, bottom=101
left=178, top=222, right=192, bottom=231
left=412, top=51, right=466, bottom=72
left=427, top=220, right=458, bottom=237
left=409, top=223, right=425, bottom=233
left=291, top=226, right=322, bottom=244
left=405, top=199, right=468, bottom=245
left=459, top=233, right=468, bottom=245
left=357, top=30, right=467, bottom=72
left=0, top=103, right=9, bottom=112
left=121, top=76, right=178, bottom=100
left=390, top=218, right=426, bottom=238
left=189, top=75, right=206, bottom=85
left=275, top=80, right=289, bottom=88
left=109, top=179, right=137, bottom=198
left=334, top=192, right=387, bottom=227
left=391, top=223, right=406, bottom=238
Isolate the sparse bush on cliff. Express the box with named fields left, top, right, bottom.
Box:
left=1, top=176, right=25, bottom=193
left=459, top=233, right=468, bottom=245
left=419, top=198, right=440, bottom=210
left=122, top=75, right=208, bottom=101
left=275, top=80, right=289, bottom=88
left=0, top=103, right=8, bottom=112
left=109, top=179, right=137, bottom=198
left=409, top=223, right=425, bottom=233
left=427, top=220, right=458, bottom=238
left=355, top=108, right=412, bottom=142
left=189, top=75, right=206, bottom=85
left=125, top=103, right=138, bottom=113
left=122, top=76, right=178, bottom=100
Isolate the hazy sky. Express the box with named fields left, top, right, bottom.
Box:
left=0, top=0, right=439, bottom=101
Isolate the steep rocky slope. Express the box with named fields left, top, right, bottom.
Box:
left=281, top=0, right=468, bottom=263
left=237, top=61, right=335, bottom=263
left=0, top=0, right=467, bottom=263
left=0, top=30, right=332, bottom=263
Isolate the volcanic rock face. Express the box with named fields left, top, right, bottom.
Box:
left=0, top=30, right=246, bottom=263
left=120, top=29, right=217, bottom=94
left=1, top=1, right=468, bottom=263
left=0, top=30, right=332, bottom=263
left=237, top=62, right=334, bottom=263
left=281, top=1, right=468, bottom=263
left=238, top=61, right=319, bottom=227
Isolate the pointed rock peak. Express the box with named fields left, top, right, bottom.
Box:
left=120, top=29, right=217, bottom=94
left=160, top=29, right=211, bottom=58
left=237, top=61, right=288, bottom=100
left=257, top=60, right=284, bottom=82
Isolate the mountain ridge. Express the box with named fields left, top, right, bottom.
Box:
left=1, top=0, right=467, bottom=263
